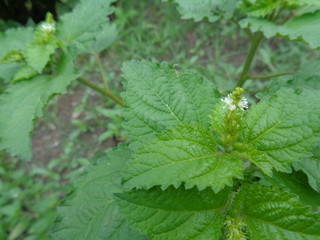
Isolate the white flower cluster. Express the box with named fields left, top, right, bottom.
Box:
left=40, top=23, right=55, bottom=32
left=221, top=94, right=248, bottom=111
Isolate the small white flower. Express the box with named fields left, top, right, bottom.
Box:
left=40, top=23, right=55, bottom=32
left=238, top=97, right=248, bottom=111
left=221, top=94, right=236, bottom=111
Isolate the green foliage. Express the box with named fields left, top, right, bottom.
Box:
left=240, top=10, right=320, bottom=49
left=242, top=89, right=320, bottom=172
left=237, top=184, right=320, bottom=240
left=57, top=0, right=116, bottom=52
left=115, top=186, right=230, bottom=240
left=122, top=60, right=220, bottom=151
left=51, top=145, right=144, bottom=240
left=0, top=54, right=79, bottom=160
left=166, top=0, right=238, bottom=22
left=124, top=125, right=243, bottom=192
left=0, top=157, right=61, bottom=240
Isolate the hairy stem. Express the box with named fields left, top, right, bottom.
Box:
left=249, top=71, right=292, bottom=80
left=77, top=77, right=124, bottom=106
left=237, top=32, right=263, bottom=87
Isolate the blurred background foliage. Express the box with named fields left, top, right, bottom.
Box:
left=0, top=0, right=319, bottom=239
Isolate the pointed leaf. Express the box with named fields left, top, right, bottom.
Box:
left=115, top=186, right=230, bottom=240
left=52, top=145, right=145, bottom=240
left=238, top=184, right=320, bottom=240
left=124, top=125, right=243, bottom=192
left=0, top=54, right=79, bottom=160
left=243, top=89, right=320, bottom=172
left=240, top=10, right=320, bottom=49
left=122, top=60, right=220, bottom=151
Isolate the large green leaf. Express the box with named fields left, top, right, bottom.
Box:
left=51, top=145, right=144, bottom=240
left=57, top=0, right=115, bottom=49
left=0, top=54, right=79, bottom=160
left=122, top=60, right=220, bottom=151
left=238, top=184, right=320, bottom=240
left=167, top=0, right=238, bottom=22
left=243, top=89, right=320, bottom=172
left=0, top=27, right=34, bottom=59
left=124, top=125, right=243, bottom=192
left=240, top=10, right=320, bottom=49
left=115, top=186, right=230, bottom=240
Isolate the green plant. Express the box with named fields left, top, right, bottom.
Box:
left=2, top=0, right=320, bottom=240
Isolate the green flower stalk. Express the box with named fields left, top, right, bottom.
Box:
left=224, top=216, right=248, bottom=240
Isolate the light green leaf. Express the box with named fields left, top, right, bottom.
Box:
left=51, top=145, right=145, bottom=240
left=0, top=54, right=79, bottom=160
left=115, top=186, right=230, bottom=240
left=124, top=125, right=243, bottom=192
left=122, top=60, right=220, bottom=151
left=79, top=23, right=118, bottom=54
left=294, top=157, right=320, bottom=192
left=0, top=62, right=22, bottom=83
left=12, top=65, right=38, bottom=83
left=167, top=0, right=238, bottom=22
left=209, top=102, right=228, bottom=136
left=238, top=184, right=320, bottom=240
left=241, top=0, right=282, bottom=17
left=243, top=89, right=320, bottom=172
left=23, top=38, right=58, bottom=73
left=57, top=0, right=115, bottom=48
left=0, top=27, right=34, bottom=59
left=240, top=10, right=320, bottom=49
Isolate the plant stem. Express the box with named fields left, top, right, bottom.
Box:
left=249, top=71, right=292, bottom=80
left=77, top=77, right=124, bottom=106
left=237, top=32, right=263, bottom=87
left=94, top=53, right=109, bottom=90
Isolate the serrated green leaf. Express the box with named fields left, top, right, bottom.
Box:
left=238, top=184, right=320, bottom=240
left=51, top=145, right=145, bottom=240
left=0, top=27, right=34, bottom=59
left=167, top=0, right=238, bottom=22
left=124, top=125, right=243, bottom=192
left=260, top=171, right=320, bottom=210
left=240, top=10, right=320, bottom=49
left=12, top=65, right=38, bottom=83
left=23, top=38, right=58, bottom=73
left=122, top=60, right=220, bottom=151
left=294, top=157, right=320, bottom=192
left=57, top=0, right=115, bottom=48
left=243, top=89, right=320, bottom=172
left=0, top=53, right=79, bottom=160
left=115, top=186, right=230, bottom=240
left=209, top=102, right=228, bottom=135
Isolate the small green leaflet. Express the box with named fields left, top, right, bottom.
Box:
left=237, top=184, right=320, bottom=240
left=0, top=54, right=79, bottom=160
left=167, top=0, right=238, bottom=22
left=115, top=186, right=230, bottom=240
left=240, top=0, right=281, bottom=17
left=124, top=125, right=243, bottom=192
left=122, top=60, right=220, bottom=151
left=240, top=10, right=320, bottom=49
left=51, top=145, right=145, bottom=240
left=57, top=0, right=115, bottom=49
left=243, top=89, right=320, bottom=172
left=23, top=39, right=58, bottom=73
